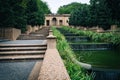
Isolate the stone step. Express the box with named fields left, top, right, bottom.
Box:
left=17, top=36, right=45, bottom=40
left=66, top=36, right=90, bottom=42
left=0, top=47, right=47, bottom=51
left=0, top=51, right=46, bottom=55
left=0, top=55, right=44, bottom=61
left=70, top=43, right=112, bottom=50
left=0, top=44, right=47, bottom=47
left=0, top=39, right=10, bottom=42
left=17, top=27, right=49, bottom=40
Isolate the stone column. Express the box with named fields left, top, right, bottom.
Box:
left=57, top=18, right=59, bottom=26
left=50, top=19, right=52, bottom=26
left=111, top=25, right=117, bottom=31
left=47, top=30, right=56, bottom=49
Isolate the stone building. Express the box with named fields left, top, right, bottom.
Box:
left=44, top=14, right=70, bottom=26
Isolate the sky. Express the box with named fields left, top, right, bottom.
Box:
left=42, top=0, right=90, bottom=13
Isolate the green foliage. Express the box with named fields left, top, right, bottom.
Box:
left=52, top=27, right=93, bottom=80
left=57, top=2, right=82, bottom=14
left=26, top=0, right=51, bottom=26
left=68, top=0, right=112, bottom=29
left=26, top=0, right=43, bottom=26
left=89, top=0, right=111, bottom=30
left=37, top=0, right=51, bottom=14
left=0, top=0, right=27, bottom=32
left=69, top=4, right=90, bottom=27
left=0, top=0, right=51, bottom=32
left=67, top=0, right=120, bottom=30
left=106, top=0, right=120, bottom=25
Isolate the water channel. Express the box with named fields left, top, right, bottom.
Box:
left=57, top=28, right=120, bottom=80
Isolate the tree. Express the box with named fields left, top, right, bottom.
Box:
left=0, top=0, right=51, bottom=32
left=26, top=0, right=50, bottom=26
left=69, top=4, right=90, bottom=27
left=0, top=0, right=27, bottom=32
left=37, top=0, right=51, bottom=14
left=90, top=0, right=111, bottom=30
left=57, top=2, right=81, bottom=14
left=106, top=0, right=120, bottom=25
left=26, top=0, right=38, bottom=26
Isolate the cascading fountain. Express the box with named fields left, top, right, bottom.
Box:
left=57, top=28, right=120, bottom=80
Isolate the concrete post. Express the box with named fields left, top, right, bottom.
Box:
left=47, top=30, right=56, bottom=49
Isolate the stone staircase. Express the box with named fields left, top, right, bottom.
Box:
left=0, top=43, right=47, bottom=61
left=0, top=27, right=49, bottom=61
left=17, top=27, right=50, bottom=40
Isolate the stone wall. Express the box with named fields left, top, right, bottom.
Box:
left=0, top=28, right=21, bottom=40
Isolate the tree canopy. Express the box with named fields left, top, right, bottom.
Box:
left=57, top=2, right=82, bottom=14
left=0, top=0, right=51, bottom=32
left=26, top=0, right=51, bottom=26
left=69, top=4, right=90, bottom=27
left=0, top=0, right=27, bottom=30
left=68, top=0, right=120, bottom=30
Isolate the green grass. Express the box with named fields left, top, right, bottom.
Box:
left=52, top=27, right=93, bottom=80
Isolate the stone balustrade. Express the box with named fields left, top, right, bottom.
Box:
left=26, top=25, right=43, bottom=34
left=38, top=30, right=70, bottom=80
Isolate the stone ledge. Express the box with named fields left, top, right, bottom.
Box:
left=38, top=49, right=70, bottom=80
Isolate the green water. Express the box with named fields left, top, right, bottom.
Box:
left=75, top=50, right=120, bottom=69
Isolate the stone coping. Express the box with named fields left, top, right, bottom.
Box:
left=38, top=49, right=70, bottom=80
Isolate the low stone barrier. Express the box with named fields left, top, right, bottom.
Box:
left=0, top=28, right=21, bottom=40
left=38, top=30, right=70, bottom=80
left=26, top=25, right=43, bottom=34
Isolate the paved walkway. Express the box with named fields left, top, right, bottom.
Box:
left=0, top=60, right=39, bottom=80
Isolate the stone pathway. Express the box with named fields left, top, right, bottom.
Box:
left=0, top=60, right=39, bottom=80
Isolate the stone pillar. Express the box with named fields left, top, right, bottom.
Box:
left=111, top=25, right=117, bottom=31
left=47, top=30, right=56, bottom=49
left=84, top=27, right=87, bottom=30
left=26, top=25, right=32, bottom=34
left=50, top=19, right=52, bottom=26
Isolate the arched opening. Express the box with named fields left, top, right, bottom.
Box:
left=46, top=20, right=50, bottom=26
left=59, top=20, right=63, bottom=26
left=52, top=17, right=57, bottom=26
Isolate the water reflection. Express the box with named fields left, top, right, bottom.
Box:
left=75, top=50, right=120, bottom=80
